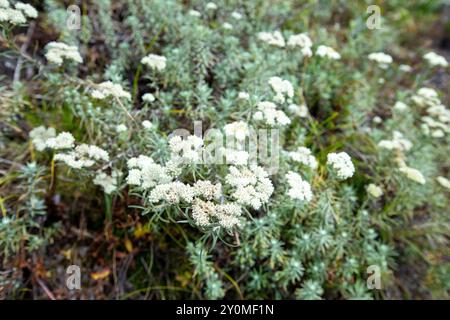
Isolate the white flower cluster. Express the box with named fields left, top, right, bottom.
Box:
left=399, top=64, right=412, bottom=72
left=225, top=165, right=274, bottom=210
left=268, top=77, right=294, bottom=103
left=368, top=52, right=393, bottom=69
left=142, top=93, right=155, bottom=103
left=287, top=103, right=309, bottom=117
left=399, top=166, right=426, bottom=185
left=285, top=171, right=312, bottom=202
left=326, top=152, right=355, bottom=180
left=436, top=176, right=450, bottom=189
left=142, top=120, right=153, bottom=129
left=0, top=1, right=37, bottom=25
left=287, top=33, right=313, bottom=57
left=219, top=148, right=249, bottom=165
left=30, top=126, right=109, bottom=169
left=192, top=199, right=242, bottom=229
left=206, top=2, right=217, bottom=10
left=316, top=45, right=341, bottom=60
left=91, top=81, right=131, bottom=100
left=222, top=22, right=233, bottom=30
left=253, top=101, right=291, bottom=126
left=393, top=101, right=409, bottom=112
left=411, top=87, right=440, bottom=107
left=45, top=132, right=75, bottom=150
left=149, top=181, right=196, bottom=204
left=231, top=11, right=243, bottom=20
left=238, top=91, right=250, bottom=100
left=149, top=180, right=221, bottom=205
left=124, top=145, right=242, bottom=228
left=378, top=131, right=413, bottom=152
left=126, top=155, right=171, bottom=189
left=423, top=52, right=448, bottom=68
left=15, top=2, right=37, bottom=17
left=44, top=42, right=83, bottom=66
left=257, top=31, right=285, bottom=47
left=29, top=126, right=56, bottom=151
left=169, top=135, right=204, bottom=163
left=224, top=121, right=249, bottom=141
left=116, top=124, right=127, bottom=133
left=411, top=88, right=449, bottom=138
left=188, top=9, right=201, bottom=17
left=367, top=183, right=383, bottom=198
left=141, top=53, right=167, bottom=71
left=287, top=147, right=318, bottom=169
left=93, top=171, right=121, bottom=194
left=54, top=144, right=109, bottom=169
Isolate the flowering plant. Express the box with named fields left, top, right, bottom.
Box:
left=0, top=0, right=448, bottom=300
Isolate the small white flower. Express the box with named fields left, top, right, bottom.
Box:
left=0, top=0, right=9, bottom=8
left=90, top=81, right=131, bottom=100
left=126, top=155, right=171, bottom=189
left=224, top=121, right=249, bottom=141
left=116, top=124, right=127, bottom=133
left=142, top=93, right=155, bottom=103
left=225, top=165, right=274, bottom=210
left=222, top=22, right=233, bottom=30
left=220, top=148, right=249, bottom=165
left=393, top=101, right=409, bottom=112
left=411, top=87, right=441, bottom=107
left=378, top=131, right=412, bottom=152
left=15, top=2, right=38, bottom=18
left=257, top=31, right=285, bottom=47
left=285, top=171, right=312, bottom=202
left=93, top=171, right=118, bottom=194
left=205, top=2, right=217, bottom=10
left=46, top=132, right=75, bottom=150
left=0, top=9, right=8, bottom=22
left=316, top=45, right=341, bottom=60
left=287, top=147, right=317, bottom=169
left=149, top=181, right=195, bottom=204
left=436, top=176, right=450, bottom=189
left=231, top=11, right=242, bottom=20
left=3, top=8, right=26, bottom=24
left=268, top=76, right=294, bottom=103
left=399, top=166, right=425, bottom=184
left=254, top=101, right=291, bottom=126
left=142, top=120, right=153, bottom=129
left=191, top=199, right=242, bottom=229
left=188, top=9, right=201, bottom=17
left=127, top=169, right=142, bottom=186
left=367, top=184, right=383, bottom=198
left=327, top=152, right=355, bottom=180
left=287, top=33, right=313, bottom=57
left=45, top=42, right=82, bottom=65
left=29, top=126, right=56, bottom=151
left=368, top=52, right=393, bottom=69
left=169, top=135, right=204, bottom=164
left=399, top=64, right=412, bottom=72
left=431, top=129, right=444, bottom=138
left=193, top=180, right=222, bottom=200
left=141, top=54, right=167, bottom=71
left=373, top=116, right=382, bottom=124
left=423, top=52, right=448, bottom=68
left=288, top=103, right=309, bottom=117
left=238, top=91, right=250, bottom=100
left=287, top=33, right=312, bottom=48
